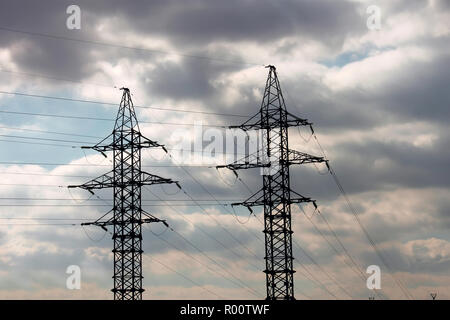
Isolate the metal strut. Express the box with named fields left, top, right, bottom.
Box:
left=68, top=88, right=176, bottom=300
left=217, top=65, right=326, bottom=300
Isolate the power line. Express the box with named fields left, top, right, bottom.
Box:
left=311, top=133, right=415, bottom=300
left=329, top=167, right=414, bottom=300
left=166, top=151, right=262, bottom=260
left=0, top=67, right=114, bottom=88
left=292, top=237, right=353, bottom=299
left=0, top=25, right=262, bottom=67
left=0, top=197, right=243, bottom=202
left=0, top=172, right=93, bottom=179
left=185, top=164, right=264, bottom=241
left=0, top=109, right=228, bottom=128
left=302, top=208, right=385, bottom=300
left=0, top=204, right=237, bottom=207
left=142, top=254, right=225, bottom=299
left=143, top=185, right=264, bottom=282
left=0, top=90, right=248, bottom=117
left=146, top=224, right=262, bottom=297
left=0, top=183, right=66, bottom=187
left=0, top=125, right=102, bottom=139
left=0, top=217, right=92, bottom=221
left=293, top=259, right=338, bottom=300
left=0, top=126, right=248, bottom=156
left=165, top=222, right=315, bottom=299
left=0, top=223, right=77, bottom=226
left=0, top=161, right=216, bottom=167
left=0, top=139, right=80, bottom=148
left=0, top=133, right=88, bottom=144
left=313, top=209, right=387, bottom=300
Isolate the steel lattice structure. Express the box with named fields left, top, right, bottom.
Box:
left=69, top=88, right=176, bottom=300
left=217, top=66, right=326, bottom=300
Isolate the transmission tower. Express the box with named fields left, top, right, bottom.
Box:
left=217, top=65, right=326, bottom=300
left=69, top=88, right=176, bottom=300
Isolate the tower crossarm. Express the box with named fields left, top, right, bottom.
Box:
left=285, top=149, right=328, bottom=166
left=142, top=210, right=169, bottom=227
left=140, top=134, right=165, bottom=149
left=231, top=188, right=315, bottom=210
left=68, top=171, right=115, bottom=192
left=216, top=150, right=270, bottom=171
left=81, top=131, right=164, bottom=156
left=81, top=209, right=168, bottom=230
left=229, top=111, right=312, bottom=131
left=141, top=171, right=178, bottom=186
left=217, top=162, right=269, bottom=170
left=68, top=170, right=177, bottom=192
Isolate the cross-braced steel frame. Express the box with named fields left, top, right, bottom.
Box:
left=217, top=66, right=326, bottom=300
left=69, top=88, right=176, bottom=300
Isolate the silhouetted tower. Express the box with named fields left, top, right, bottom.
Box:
left=69, top=88, right=176, bottom=300
left=217, top=66, right=326, bottom=300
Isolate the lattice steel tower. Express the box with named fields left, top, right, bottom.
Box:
left=69, top=88, right=176, bottom=300
left=217, top=66, right=326, bottom=300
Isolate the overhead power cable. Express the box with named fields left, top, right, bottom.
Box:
left=143, top=188, right=267, bottom=297
left=0, top=223, right=77, bottom=226
left=314, top=209, right=387, bottom=300
left=0, top=90, right=249, bottom=118
left=311, top=132, right=415, bottom=300
left=302, top=207, right=385, bottom=300
left=142, top=254, right=225, bottom=299
left=0, top=109, right=228, bottom=128
left=0, top=203, right=237, bottom=207
left=0, top=26, right=263, bottom=67
left=145, top=224, right=262, bottom=298
left=0, top=196, right=242, bottom=202
left=0, top=161, right=217, bottom=168
left=0, top=125, right=102, bottom=139
left=0, top=67, right=114, bottom=88
left=0, top=127, right=248, bottom=156
left=165, top=150, right=263, bottom=257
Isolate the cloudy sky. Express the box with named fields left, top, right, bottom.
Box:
left=0, top=0, right=449, bottom=300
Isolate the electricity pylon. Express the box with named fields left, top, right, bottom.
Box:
left=69, top=88, right=176, bottom=300
left=217, top=66, right=326, bottom=300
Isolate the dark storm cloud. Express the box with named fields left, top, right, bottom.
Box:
left=359, top=243, right=450, bottom=275
left=435, top=199, right=450, bottom=228
left=0, top=0, right=95, bottom=81
left=146, top=59, right=241, bottom=100
left=82, top=0, right=363, bottom=47
left=0, top=0, right=362, bottom=83
left=348, top=52, right=450, bottom=126
left=332, top=131, right=450, bottom=193
left=278, top=77, right=384, bottom=131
